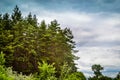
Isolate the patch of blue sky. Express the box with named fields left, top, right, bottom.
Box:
left=1, top=0, right=120, bottom=13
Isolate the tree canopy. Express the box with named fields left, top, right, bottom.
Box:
left=0, top=5, right=81, bottom=79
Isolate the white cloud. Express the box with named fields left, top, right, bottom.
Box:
left=37, top=12, right=93, bottom=27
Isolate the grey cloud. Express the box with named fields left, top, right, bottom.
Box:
left=75, top=47, right=120, bottom=77
left=77, top=41, right=120, bottom=47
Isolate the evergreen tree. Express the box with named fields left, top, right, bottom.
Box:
left=11, top=5, right=22, bottom=24
left=27, top=12, right=37, bottom=27
left=0, top=13, right=14, bottom=67
left=2, top=13, right=12, bottom=30
left=12, top=21, right=38, bottom=74
left=33, top=14, right=37, bottom=27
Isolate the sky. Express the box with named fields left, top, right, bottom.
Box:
left=1, top=0, right=120, bottom=78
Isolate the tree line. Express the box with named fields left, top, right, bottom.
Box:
left=88, top=64, right=120, bottom=80
left=0, top=5, right=86, bottom=80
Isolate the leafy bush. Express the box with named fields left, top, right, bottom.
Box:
left=0, top=52, right=14, bottom=80
left=0, top=66, right=37, bottom=80
left=0, top=52, right=5, bottom=65
left=65, top=72, right=86, bottom=80
left=38, top=61, right=57, bottom=80
left=0, top=51, right=87, bottom=80
left=59, top=62, right=71, bottom=80
left=0, top=52, right=37, bottom=80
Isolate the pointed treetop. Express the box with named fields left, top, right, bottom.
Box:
left=12, top=5, right=22, bottom=23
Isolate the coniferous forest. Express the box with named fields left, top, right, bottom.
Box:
left=0, top=6, right=120, bottom=80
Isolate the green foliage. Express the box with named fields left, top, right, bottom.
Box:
left=1, top=5, right=120, bottom=80
left=114, top=72, right=120, bottom=80
left=0, top=5, right=78, bottom=75
left=92, top=64, right=103, bottom=78
left=59, top=62, right=72, bottom=80
left=27, top=12, right=37, bottom=27
left=88, top=76, right=113, bottom=80
left=0, top=52, right=37, bottom=80
left=12, top=21, right=39, bottom=74
left=89, top=64, right=114, bottom=80
left=65, top=72, right=86, bottom=80
left=0, top=66, right=37, bottom=80
left=0, top=53, right=14, bottom=80
left=59, top=63, right=86, bottom=80
left=38, top=61, right=57, bottom=80
left=12, top=5, right=22, bottom=24
left=0, top=52, right=5, bottom=65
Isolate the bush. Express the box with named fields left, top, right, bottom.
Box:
left=38, top=61, right=57, bottom=80
left=0, top=52, right=14, bottom=80
left=59, top=62, right=72, bottom=80
left=0, top=52, right=86, bottom=80
left=0, top=52, right=5, bottom=65
left=0, top=52, right=37, bottom=80
left=65, top=72, right=86, bottom=80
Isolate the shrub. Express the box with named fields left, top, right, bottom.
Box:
left=59, top=62, right=71, bottom=80
left=0, top=52, right=37, bottom=80
left=66, top=72, right=86, bottom=80
left=0, top=52, right=5, bottom=65
left=38, top=61, right=57, bottom=80
left=0, top=52, right=14, bottom=80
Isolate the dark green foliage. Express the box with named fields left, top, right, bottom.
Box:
left=2, top=13, right=12, bottom=30
left=89, top=76, right=113, bottom=80
left=11, top=5, right=22, bottom=24
left=0, top=52, right=5, bottom=65
left=92, top=64, right=103, bottom=78
left=89, top=64, right=113, bottom=80
left=66, top=72, right=86, bottom=80
left=116, top=72, right=120, bottom=79
left=27, top=13, right=37, bottom=27
left=114, top=72, right=120, bottom=80
left=12, top=21, right=39, bottom=74
left=0, top=53, right=85, bottom=80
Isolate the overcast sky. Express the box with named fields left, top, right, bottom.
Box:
left=1, top=0, right=120, bottom=78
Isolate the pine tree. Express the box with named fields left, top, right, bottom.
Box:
left=2, top=13, right=12, bottom=30
left=12, top=21, right=39, bottom=74
left=27, top=13, right=37, bottom=27
left=11, top=5, right=22, bottom=24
